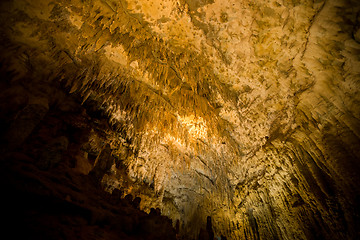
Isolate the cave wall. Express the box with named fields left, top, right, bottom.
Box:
left=0, top=0, right=360, bottom=239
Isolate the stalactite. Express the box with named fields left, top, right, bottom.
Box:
left=1, top=0, right=360, bottom=239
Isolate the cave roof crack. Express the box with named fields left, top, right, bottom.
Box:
left=300, top=0, right=327, bottom=60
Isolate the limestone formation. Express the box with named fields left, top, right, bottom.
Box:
left=0, top=0, right=359, bottom=239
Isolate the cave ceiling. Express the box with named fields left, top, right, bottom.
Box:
left=0, top=0, right=360, bottom=239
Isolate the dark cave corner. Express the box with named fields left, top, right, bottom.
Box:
left=0, top=76, right=180, bottom=240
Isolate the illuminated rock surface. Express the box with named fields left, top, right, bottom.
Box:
left=0, top=0, right=359, bottom=239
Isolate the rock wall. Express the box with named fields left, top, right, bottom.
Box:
left=0, top=0, right=359, bottom=239
left=0, top=87, right=177, bottom=239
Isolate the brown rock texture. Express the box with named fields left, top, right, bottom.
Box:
left=0, top=0, right=359, bottom=239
